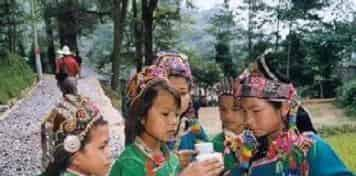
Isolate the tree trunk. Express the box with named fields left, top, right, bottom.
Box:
left=111, top=0, right=128, bottom=90
left=44, top=8, right=56, bottom=73
left=5, top=0, right=16, bottom=53
left=10, top=0, right=16, bottom=53
left=142, top=0, right=158, bottom=65
left=57, top=16, right=78, bottom=52
left=56, top=0, right=79, bottom=52
left=247, top=0, right=252, bottom=59
left=275, top=0, right=281, bottom=51
left=132, top=0, right=143, bottom=72
left=319, top=80, right=324, bottom=98
left=286, top=22, right=292, bottom=79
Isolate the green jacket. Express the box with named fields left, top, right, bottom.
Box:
left=110, top=144, right=181, bottom=176
left=212, top=132, right=239, bottom=170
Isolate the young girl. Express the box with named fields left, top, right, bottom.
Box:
left=110, top=66, right=224, bottom=176
left=41, top=94, right=111, bottom=176
left=154, top=51, right=209, bottom=152
left=244, top=50, right=317, bottom=133
left=233, top=75, right=353, bottom=175
left=212, top=78, right=245, bottom=172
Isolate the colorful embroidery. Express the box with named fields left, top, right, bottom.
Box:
left=224, top=129, right=258, bottom=172
left=266, top=129, right=313, bottom=176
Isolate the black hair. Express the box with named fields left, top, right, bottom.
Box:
left=167, top=74, right=196, bottom=119
left=42, top=117, right=108, bottom=176
left=257, top=54, right=317, bottom=133
left=256, top=53, right=290, bottom=83
left=124, top=79, right=181, bottom=145
left=168, top=74, right=193, bottom=90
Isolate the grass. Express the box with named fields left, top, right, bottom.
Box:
left=0, top=53, right=36, bottom=104
left=326, top=133, right=356, bottom=173
left=319, top=124, right=356, bottom=137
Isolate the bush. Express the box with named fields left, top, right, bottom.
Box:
left=0, top=52, right=36, bottom=104
left=336, top=79, right=356, bottom=117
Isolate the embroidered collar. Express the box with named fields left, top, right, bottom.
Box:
left=223, top=129, right=258, bottom=174
left=251, top=130, right=314, bottom=176
left=134, top=137, right=168, bottom=172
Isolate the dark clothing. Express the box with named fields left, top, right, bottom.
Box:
left=74, top=55, right=82, bottom=66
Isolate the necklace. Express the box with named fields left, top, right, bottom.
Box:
left=134, top=137, right=177, bottom=176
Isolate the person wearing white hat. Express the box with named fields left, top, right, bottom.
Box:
left=55, top=45, right=80, bottom=97
left=61, top=45, right=72, bottom=55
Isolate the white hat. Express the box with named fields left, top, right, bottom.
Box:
left=61, top=45, right=72, bottom=55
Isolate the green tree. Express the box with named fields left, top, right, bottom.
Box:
left=0, top=0, right=24, bottom=53
left=188, top=49, right=223, bottom=91
left=209, top=1, right=238, bottom=77
left=111, top=0, right=129, bottom=90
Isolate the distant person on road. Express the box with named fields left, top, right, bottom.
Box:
left=55, top=46, right=80, bottom=97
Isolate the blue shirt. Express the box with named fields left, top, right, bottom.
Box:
left=167, top=117, right=209, bottom=151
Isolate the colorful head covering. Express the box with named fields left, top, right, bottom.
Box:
left=216, top=77, right=234, bottom=96
left=154, top=51, right=196, bottom=119
left=154, top=51, right=192, bottom=81
left=41, top=94, right=103, bottom=167
left=237, top=49, right=277, bottom=81
left=127, top=65, right=169, bottom=100
left=234, top=76, right=297, bottom=103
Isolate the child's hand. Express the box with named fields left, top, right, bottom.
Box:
left=177, top=150, right=196, bottom=169
left=180, top=159, right=224, bottom=176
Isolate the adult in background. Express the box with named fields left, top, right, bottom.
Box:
left=55, top=45, right=80, bottom=97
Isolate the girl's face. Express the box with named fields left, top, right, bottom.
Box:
left=168, top=76, right=191, bottom=114
left=240, top=98, right=288, bottom=137
left=71, top=124, right=111, bottom=176
left=144, top=90, right=180, bottom=142
left=219, top=95, right=245, bottom=134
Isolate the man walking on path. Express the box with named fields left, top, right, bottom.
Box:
left=55, top=45, right=80, bottom=96
left=55, top=46, right=80, bottom=78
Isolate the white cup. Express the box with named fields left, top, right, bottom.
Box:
left=195, top=142, right=214, bottom=154
left=196, top=152, right=223, bottom=164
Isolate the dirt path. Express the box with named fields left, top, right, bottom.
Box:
left=0, top=66, right=124, bottom=176
left=304, top=102, right=356, bottom=128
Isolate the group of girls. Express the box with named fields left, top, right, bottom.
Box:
left=40, top=50, right=354, bottom=176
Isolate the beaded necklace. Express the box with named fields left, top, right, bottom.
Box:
left=134, top=137, right=177, bottom=176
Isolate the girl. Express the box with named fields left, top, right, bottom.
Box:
left=154, top=51, right=209, bottom=152
left=233, top=75, right=352, bottom=175
left=212, top=78, right=245, bottom=171
left=111, top=66, right=224, bottom=176
left=244, top=50, right=317, bottom=133
left=41, top=94, right=111, bottom=176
